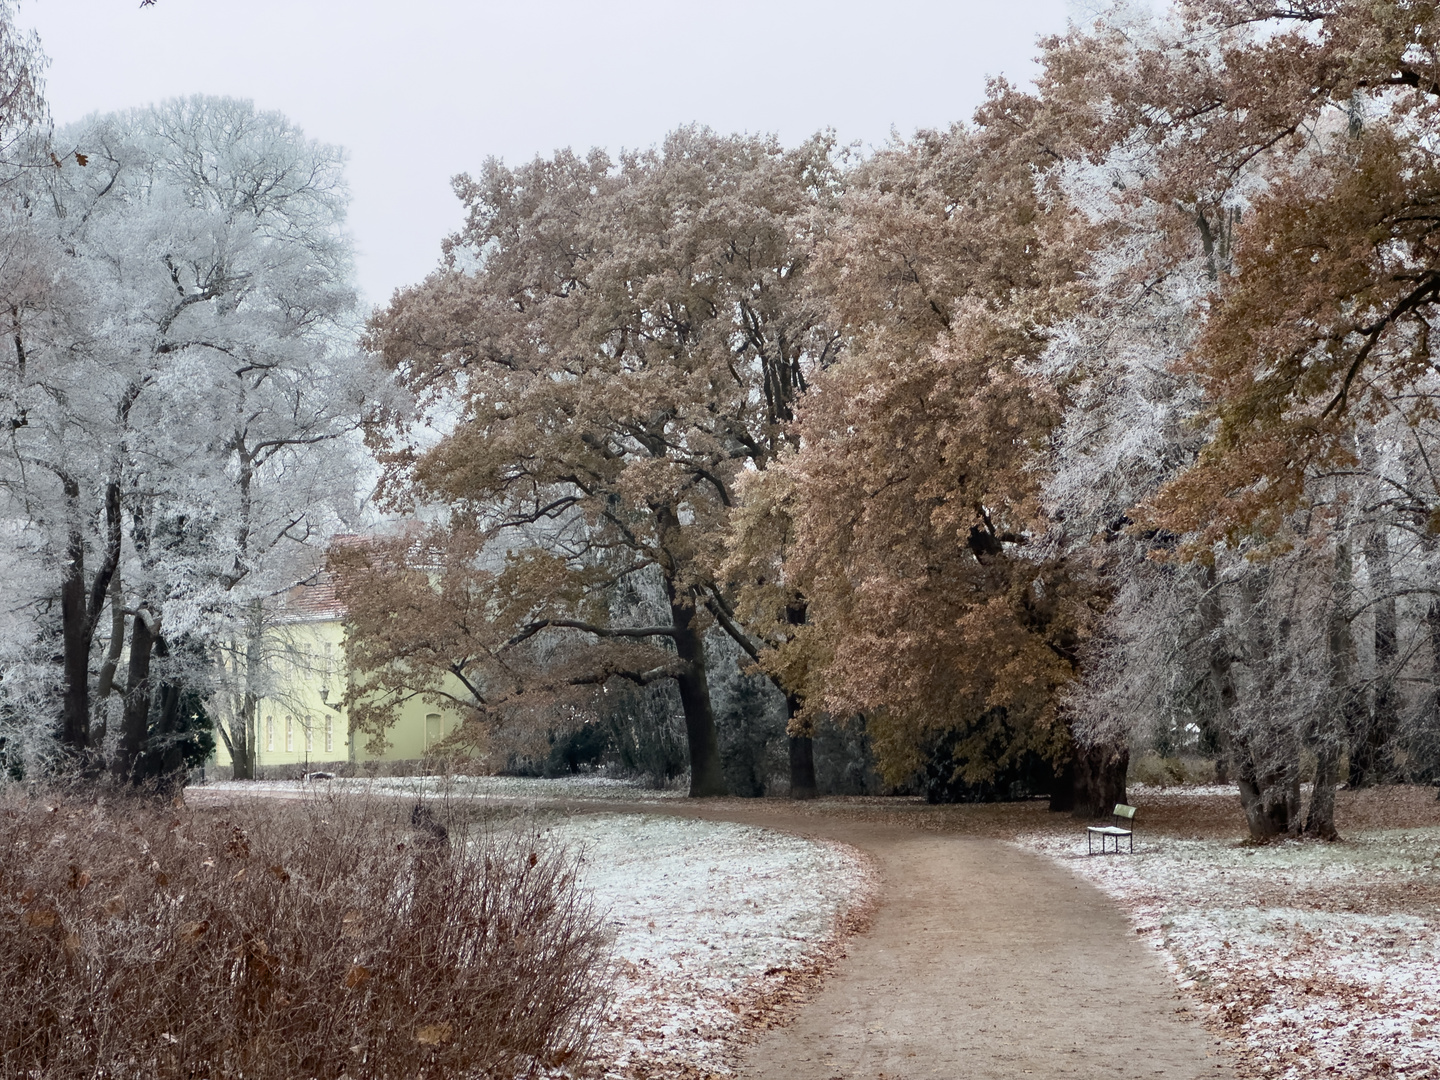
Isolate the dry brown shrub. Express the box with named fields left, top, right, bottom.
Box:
left=0, top=790, right=610, bottom=1078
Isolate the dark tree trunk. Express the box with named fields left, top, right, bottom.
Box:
left=93, top=571, right=125, bottom=748
left=60, top=529, right=92, bottom=750
left=779, top=595, right=818, bottom=800
left=1235, top=567, right=1303, bottom=842
left=230, top=692, right=258, bottom=781
left=1048, top=755, right=1075, bottom=813
left=1201, top=562, right=1303, bottom=841
left=140, top=636, right=190, bottom=792
left=1069, top=741, right=1129, bottom=819
left=1236, top=758, right=1300, bottom=840
left=666, top=592, right=726, bottom=797
left=1305, top=744, right=1341, bottom=840
left=224, top=609, right=265, bottom=781
left=59, top=479, right=122, bottom=757
left=1199, top=563, right=1239, bottom=781
left=1428, top=597, right=1440, bottom=790
left=788, top=728, right=817, bottom=801
left=114, top=606, right=157, bottom=782
left=1233, top=696, right=1302, bottom=842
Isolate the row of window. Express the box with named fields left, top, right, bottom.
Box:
left=264, top=714, right=336, bottom=755
left=274, top=642, right=339, bottom=687
left=258, top=711, right=452, bottom=758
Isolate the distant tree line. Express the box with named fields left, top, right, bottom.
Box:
left=7, top=2, right=1440, bottom=839
left=353, top=1, right=1440, bottom=838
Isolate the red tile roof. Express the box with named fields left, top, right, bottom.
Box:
left=277, top=577, right=346, bottom=623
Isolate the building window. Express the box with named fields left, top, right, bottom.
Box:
left=425, top=713, right=441, bottom=750
left=285, top=715, right=294, bottom=752
left=325, top=716, right=334, bottom=753
left=304, top=718, right=313, bottom=754
left=266, top=716, right=274, bottom=752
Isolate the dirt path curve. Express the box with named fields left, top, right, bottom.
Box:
left=631, top=802, right=1233, bottom=1080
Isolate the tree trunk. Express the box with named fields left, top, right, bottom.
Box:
left=228, top=607, right=265, bottom=781
left=789, top=734, right=818, bottom=800
left=1204, top=562, right=1304, bottom=841
left=1069, top=741, right=1129, bottom=819
left=95, top=570, right=124, bottom=701
left=1308, top=539, right=1356, bottom=841
left=1429, top=596, right=1440, bottom=786
left=1239, top=568, right=1303, bottom=841
left=1236, top=757, right=1300, bottom=840
left=1048, top=755, right=1075, bottom=813
left=666, top=591, right=726, bottom=797
left=1199, top=563, right=1239, bottom=780
left=114, top=605, right=158, bottom=782
left=1305, top=743, right=1341, bottom=840
left=60, top=524, right=93, bottom=751
left=142, top=636, right=190, bottom=792
left=1351, top=523, right=1399, bottom=786
left=58, top=478, right=122, bottom=759
left=230, top=691, right=258, bottom=781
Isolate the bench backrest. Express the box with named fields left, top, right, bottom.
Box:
left=1112, top=803, right=1136, bottom=823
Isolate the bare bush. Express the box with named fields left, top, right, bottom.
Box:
left=0, top=791, right=610, bottom=1078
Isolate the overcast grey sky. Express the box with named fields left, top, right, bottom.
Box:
left=19, top=0, right=1072, bottom=307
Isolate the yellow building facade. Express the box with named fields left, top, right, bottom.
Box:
left=211, top=579, right=467, bottom=775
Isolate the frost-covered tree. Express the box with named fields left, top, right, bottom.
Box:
left=0, top=0, right=44, bottom=175
left=0, top=95, right=374, bottom=781
left=1043, top=0, right=1440, bottom=839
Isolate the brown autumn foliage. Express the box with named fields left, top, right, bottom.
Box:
left=0, top=791, right=609, bottom=1079
left=340, top=4, right=1440, bottom=819
left=361, top=128, right=843, bottom=795
left=330, top=527, right=678, bottom=762
left=769, top=100, right=1114, bottom=807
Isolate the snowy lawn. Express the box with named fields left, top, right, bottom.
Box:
left=1018, top=786, right=1440, bottom=1080
left=543, top=813, right=874, bottom=1078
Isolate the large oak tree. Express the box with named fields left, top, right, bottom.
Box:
left=364, top=128, right=841, bottom=796
left=769, top=100, right=1124, bottom=815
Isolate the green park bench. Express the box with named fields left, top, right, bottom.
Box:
left=1086, top=803, right=1136, bottom=854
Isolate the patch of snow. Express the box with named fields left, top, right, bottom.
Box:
left=545, top=814, right=872, bottom=1078
left=1126, top=782, right=1240, bottom=798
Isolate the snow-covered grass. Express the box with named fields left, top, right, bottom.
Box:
left=1019, top=789, right=1440, bottom=1080
left=542, top=813, right=874, bottom=1078
left=203, top=773, right=686, bottom=802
